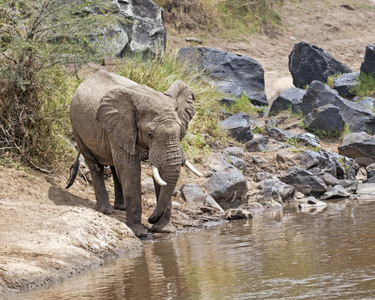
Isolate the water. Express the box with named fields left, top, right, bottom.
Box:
left=4, top=199, right=375, bottom=300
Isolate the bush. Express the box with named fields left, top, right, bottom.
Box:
left=0, top=0, right=116, bottom=170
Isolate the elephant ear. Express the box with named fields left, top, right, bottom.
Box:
left=164, top=80, right=195, bottom=140
left=96, top=87, right=146, bottom=155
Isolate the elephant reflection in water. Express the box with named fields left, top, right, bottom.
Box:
left=67, top=70, right=201, bottom=237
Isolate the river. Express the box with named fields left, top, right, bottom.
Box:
left=3, top=197, right=375, bottom=299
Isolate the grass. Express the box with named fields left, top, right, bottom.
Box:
left=351, top=72, right=375, bottom=98
left=326, top=73, right=342, bottom=89
left=224, top=93, right=265, bottom=116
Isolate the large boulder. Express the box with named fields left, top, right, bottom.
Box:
left=269, top=87, right=306, bottom=116
left=301, top=80, right=373, bottom=132
left=360, top=44, right=375, bottom=76
left=178, top=47, right=267, bottom=106
left=278, top=167, right=328, bottom=196
left=338, top=136, right=375, bottom=166
left=97, top=0, right=167, bottom=59
left=303, top=104, right=345, bottom=134
left=218, top=112, right=254, bottom=143
left=289, top=42, right=352, bottom=88
left=204, top=168, right=248, bottom=210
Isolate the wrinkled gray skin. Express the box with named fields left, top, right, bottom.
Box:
left=70, top=70, right=195, bottom=237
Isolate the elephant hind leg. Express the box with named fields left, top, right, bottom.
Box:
left=111, top=166, right=125, bottom=210
left=85, top=158, right=112, bottom=215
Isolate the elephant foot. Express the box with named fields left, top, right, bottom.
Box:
left=151, top=222, right=176, bottom=234
left=94, top=202, right=113, bottom=215
left=128, top=223, right=148, bottom=238
left=113, top=203, right=126, bottom=210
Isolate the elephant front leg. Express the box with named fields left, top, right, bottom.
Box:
left=113, top=150, right=147, bottom=238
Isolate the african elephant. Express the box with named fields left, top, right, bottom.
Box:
left=67, top=70, right=201, bottom=237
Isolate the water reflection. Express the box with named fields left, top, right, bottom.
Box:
left=3, top=199, right=375, bottom=300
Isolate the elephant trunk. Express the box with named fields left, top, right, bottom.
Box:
left=148, top=140, right=182, bottom=224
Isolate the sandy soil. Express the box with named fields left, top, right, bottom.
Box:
left=1, top=0, right=375, bottom=295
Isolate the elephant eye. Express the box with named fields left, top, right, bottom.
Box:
left=148, top=132, right=153, bottom=138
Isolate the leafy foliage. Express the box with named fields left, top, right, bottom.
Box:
left=351, top=72, right=375, bottom=98
left=0, top=0, right=116, bottom=170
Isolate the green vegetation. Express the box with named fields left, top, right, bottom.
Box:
left=0, top=0, right=116, bottom=170
left=351, top=72, right=375, bottom=98
left=326, top=73, right=341, bottom=89
left=224, top=93, right=264, bottom=116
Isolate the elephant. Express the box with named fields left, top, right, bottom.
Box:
left=66, top=69, right=201, bottom=237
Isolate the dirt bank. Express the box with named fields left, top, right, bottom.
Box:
left=1, top=0, right=375, bottom=296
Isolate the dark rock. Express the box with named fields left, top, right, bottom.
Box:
left=98, top=0, right=166, bottom=59
left=204, top=168, right=248, bottom=210
left=301, top=80, right=373, bottom=132
left=225, top=209, right=253, bottom=220
left=264, top=127, right=296, bottom=142
left=269, top=87, right=307, bottom=115
left=178, top=47, right=268, bottom=106
left=258, top=179, right=296, bottom=203
left=321, top=185, right=350, bottom=199
left=227, top=155, right=247, bottom=172
left=219, top=112, right=254, bottom=143
left=293, top=150, right=329, bottom=171
left=180, top=183, right=207, bottom=204
left=365, top=115, right=375, bottom=135
left=278, top=167, right=328, bottom=196
left=338, top=136, right=375, bottom=167
left=222, top=147, right=244, bottom=157
left=319, top=173, right=357, bottom=193
left=251, top=155, right=268, bottom=164
left=245, top=136, right=269, bottom=152
left=254, top=171, right=274, bottom=182
left=333, top=72, right=359, bottom=98
left=295, top=132, right=321, bottom=148
left=366, top=163, right=375, bottom=181
left=360, top=44, right=375, bottom=76
left=303, top=104, right=345, bottom=134
left=288, top=42, right=352, bottom=88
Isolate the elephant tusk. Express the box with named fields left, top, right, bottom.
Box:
left=152, top=165, right=167, bottom=186
left=185, top=160, right=203, bottom=177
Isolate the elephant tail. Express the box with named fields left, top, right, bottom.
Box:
left=65, top=152, right=81, bottom=189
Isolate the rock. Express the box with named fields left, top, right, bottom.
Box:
left=248, top=201, right=265, bottom=212
left=295, top=132, right=321, bottom=148
left=264, top=127, right=296, bottom=142
left=98, top=0, right=166, bottom=59
left=293, top=150, right=329, bottom=170
left=258, top=179, right=296, bottom=203
left=356, top=97, right=375, bottom=110
left=338, top=136, right=375, bottom=166
left=254, top=171, right=274, bottom=182
left=288, top=42, right=352, bottom=88
left=356, top=167, right=367, bottom=182
left=225, top=209, right=253, bottom=220
left=226, top=155, right=247, bottom=172
left=218, top=112, right=254, bottom=143
left=333, top=72, right=359, bottom=98
left=321, top=185, right=350, bottom=199
left=365, top=163, right=375, bottom=182
left=364, top=115, right=375, bottom=135
left=298, top=196, right=328, bottom=209
left=301, top=80, right=373, bottom=132
left=204, top=195, right=225, bottom=212
left=178, top=47, right=268, bottom=106
left=180, top=183, right=207, bottom=204
left=303, top=104, right=345, bottom=134
left=269, top=87, right=306, bottom=115
left=319, top=173, right=357, bottom=193
left=360, top=44, right=375, bottom=76
left=222, top=147, right=244, bottom=157
left=245, top=136, right=269, bottom=152
left=278, top=167, right=328, bottom=196
left=204, top=168, right=248, bottom=210
left=251, top=155, right=268, bottom=164
left=185, top=37, right=203, bottom=44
